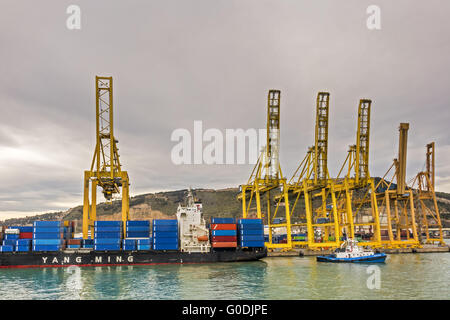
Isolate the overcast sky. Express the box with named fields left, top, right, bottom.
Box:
left=0, top=1, right=449, bottom=220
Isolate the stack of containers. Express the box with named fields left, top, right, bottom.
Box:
left=16, top=238, right=32, bottom=252
left=82, top=239, right=94, bottom=249
left=2, top=228, right=20, bottom=252
left=10, top=226, right=34, bottom=240
left=94, top=221, right=122, bottom=251
left=292, top=233, right=307, bottom=242
left=152, top=219, right=178, bottom=250
left=33, top=221, right=64, bottom=251
left=63, top=221, right=75, bottom=240
left=122, top=239, right=136, bottom=251
left=67, top=239, right=82, bottom=249
left=123, top=220, right=151, bottom=251
left=136, top=238, right=152, bottom=250
left=126, top=220, right=150, bottom=238
left=238, top=219, right=265, bottom=248
left=210, top=217, right=237, bottom=248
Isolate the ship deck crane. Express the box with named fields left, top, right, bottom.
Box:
left=375, top=123, right=419, bottom=248
left=412, top=142, right=445, bottom=245
left=82, top=76, right=130, bottom=239
left=238, top=90, right=292, bottom=249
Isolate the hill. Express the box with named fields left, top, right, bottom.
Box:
left=2, top=185, right=450, bottom=231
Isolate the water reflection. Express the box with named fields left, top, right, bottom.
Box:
left=0, top=253, right=448, bottom=300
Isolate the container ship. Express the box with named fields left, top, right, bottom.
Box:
left=0, top=190, right=266, bottom=269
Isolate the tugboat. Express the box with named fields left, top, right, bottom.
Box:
left=317, top=239, right=387, bottom=263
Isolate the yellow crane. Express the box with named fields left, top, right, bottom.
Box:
left=331, top=99, right=381, bottom=247
left=238, top=90, right=292, bottom=249
left=375, top=123, right=419, bottom=248
left=412, top=142, right=445, bottom=245
left=82, top=76, right=130, bottom=239
left=280, top=92, right=341, bottom=249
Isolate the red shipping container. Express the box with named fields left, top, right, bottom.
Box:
left=19, top=232, right=33, bottom=239
left=210, top=224, right=236, bottom=230
left=67, top=239, right=82, bottom=245
left=212, top=242, right=237, bottom=248
left=212, top=236, right=237, bottom=242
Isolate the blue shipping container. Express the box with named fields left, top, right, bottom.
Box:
left=137, top=244, right=151, bottom=250
left=16, top=239, right=32, bottom=246
left=153, top=238, right=178, bottom=244
left=94, top=232, right=122, bottom=239
left=3, top=240, right=16, bottom=246
left=238, top=229, right=264, bottom=235
left=123, top=245, right=136, bottom=251
left=32, top=239, right=63, bottom=245
left=238, top=219, right=263, bottom=225
left=94, top=221, right=122, bottom=227
left=211, top=217, right=235, bottom=224
left=153, top=243, right=178, bottom=250
left=152, top=225, right=178, bottom=232
left=33, top=221, right=62, bottom=227
left=237, top=224, right=264, bottom=230
left=211, top=230, right=236, bottom=236
left=137, top=238, right=152, bottom=245
left=4, top=234, right=19, bottom=240
left=9, top=226, right=33, bottom=233
left=15, top=246, right=31, bottom=252
left=83, top=239, right=94, bottom=245
left=153, top=231, right=178, bottom=238
left=239, top=235, right=264, bottom=242
left=123, top=239, right=136, bottom=245
left=94, top=226, right=122, bottom=233
left=126, top=232, right=150, bottom=238
left=94, top=238, right=122, bottom=245
left=94, top=244, right=121, bottom=251
left=126, top=220, right=150, bottom=226
left=152, top=219, right=177, bottom=226
left=126, top=226, right=150, bottom=232
left=33, top=227, right=63, bottom=233
left=240, top=240, right=265, bottom=248
left=0, top=245, right=14, bottom=252
left=33, top=245, right=61, bottom=251
left=67, top=244, right=81, bottom=249
left=83, top=244, right=94, bottom=249
left=32, top=233, right=62, bottom=239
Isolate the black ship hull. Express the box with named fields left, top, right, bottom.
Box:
left=0, top=248, right=267, bottom=269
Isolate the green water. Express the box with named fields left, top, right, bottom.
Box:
left=0, top=252, right=448, bottom=299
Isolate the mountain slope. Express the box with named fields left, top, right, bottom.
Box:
left=2, top=186, right=450, bottom=231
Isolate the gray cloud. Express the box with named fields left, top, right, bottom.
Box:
left=1, top=0, right=450, bottom=219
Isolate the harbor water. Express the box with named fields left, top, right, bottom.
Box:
left=0, top=251, right=448, bottom=300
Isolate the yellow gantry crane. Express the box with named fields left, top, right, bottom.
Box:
left=238, top=90, right=292, bottom=249
left=412, top=142, right=445, bottom=245
left=83, top=76, right=130, bottom=239
left=331, top=99, right=381, bottom=247
left=375, top=123, right=420, bottom=248
left=280, top=92, right=341, bottom=249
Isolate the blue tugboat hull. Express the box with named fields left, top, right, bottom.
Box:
left=316, top=253, right=387, bottom=263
